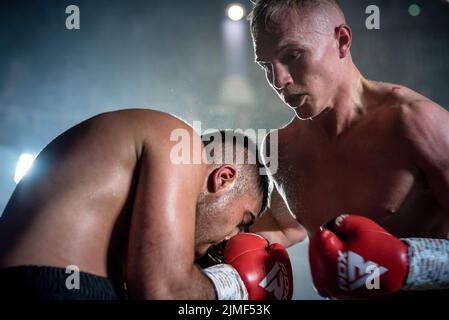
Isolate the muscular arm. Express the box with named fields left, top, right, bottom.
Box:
left=249, top=130, right=307, bottom=247
left=125, top=116, right=215, bottom=299
left=250, top=186, right=307, bottom=248
left=402, top=101, right=449, bottom=212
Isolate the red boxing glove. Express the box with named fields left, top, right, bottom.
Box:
left=224, top=233, right=293, bottom=300
left=309, top=214, right=408, bottom=299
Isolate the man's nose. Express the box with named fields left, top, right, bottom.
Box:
left=268, top=62, right=293, bottom=91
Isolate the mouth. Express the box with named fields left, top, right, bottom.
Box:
left=285, top=94, right=307, bottom=108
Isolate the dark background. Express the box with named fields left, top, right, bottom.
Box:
left=0, top=0, right=448, bottom=299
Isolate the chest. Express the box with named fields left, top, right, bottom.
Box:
left=275, top=131, right=416, bottom=231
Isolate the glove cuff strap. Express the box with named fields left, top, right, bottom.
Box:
left=203, top=264, right=248, bottom=300
left=401, top=238, right=449, bottom=290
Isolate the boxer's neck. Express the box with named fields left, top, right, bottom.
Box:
left=309, top=64, right=368, bottom=142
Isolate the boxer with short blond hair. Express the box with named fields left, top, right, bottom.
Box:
left=248, top=0, right=449, bottom=298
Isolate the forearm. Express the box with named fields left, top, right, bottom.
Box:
left=127, top=265, right=216, bottom=299
left=250, top=208, right=307, bottom=248
left=253, top=228, right=301, bottom=248
left=170, top=265, right=217, bottom=299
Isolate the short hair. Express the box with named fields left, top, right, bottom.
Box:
left=201, top=130, right=272, bottom=215
left=249, top=0, right=343, bottom=39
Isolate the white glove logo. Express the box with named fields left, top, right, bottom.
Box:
left=258, top=262, right=290, bottom=300
left=338, top=250, right=388, bottom=291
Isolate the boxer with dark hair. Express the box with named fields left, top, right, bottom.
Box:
left=0, top=109, right=292, bottom=300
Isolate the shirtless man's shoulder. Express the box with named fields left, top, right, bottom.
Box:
left=372, top=82, right=443, bottom=120
left=373, top=83, right=449, bottom=160
left=84, top=108, right=194, bottom=143
left=71, top=108, right=202, bottom=164
left=0, top=108, right=205, bottom=276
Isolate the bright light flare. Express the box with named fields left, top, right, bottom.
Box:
left=227, top=3, right=245, bottom=21
left=14, top=153, right=37, bottom=184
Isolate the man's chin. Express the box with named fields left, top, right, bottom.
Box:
left=294, top=105, right=327, bottom=120
left=293, top=107, right=315, bottom=120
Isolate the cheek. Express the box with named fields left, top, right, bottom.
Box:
left=216, top=211, right=241, bottom=236
left=197, top=213, right=231, bottom=241
left=305, top=55, right=339, bottom=90
left=307, top=42, right=339, bottom=79
left=319, top=45, right=341, bottom=78
left=195, top=214, right=211, bottom=241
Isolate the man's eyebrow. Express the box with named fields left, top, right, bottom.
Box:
left=255, top=42, right=302, bottom=63
left=276, top=42, right=300, bottom=55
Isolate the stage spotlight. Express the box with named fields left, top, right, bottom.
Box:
left=227, top=3, right=245, bottom=21
left=14, top=153, right=37, bottom=184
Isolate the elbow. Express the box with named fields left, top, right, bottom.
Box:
left=140, top=286, right=182, bottom=300
left=126, top=272, right=193, bottom=300
left=282, top=225, right=308, bottom=248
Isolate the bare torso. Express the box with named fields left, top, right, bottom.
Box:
left=274, top=84, right=449, bottom=239
left=0, top=109, right=171, bottom=279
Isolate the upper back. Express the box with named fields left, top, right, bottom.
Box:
left=0, top=109, right=199, bottom=270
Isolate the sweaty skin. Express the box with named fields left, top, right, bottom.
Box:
left=0, top=109, right=257, bottom=299
left=272, top=83, right=449, bottom=239
left=250, top=6, right=449, bottom=245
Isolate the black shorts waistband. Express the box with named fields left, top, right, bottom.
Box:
left=0, top=265, right=124, bottom=300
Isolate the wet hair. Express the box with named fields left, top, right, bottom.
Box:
left=249, top=0, right=344, bottom=39
left=201, top=130, right=272, bottom=215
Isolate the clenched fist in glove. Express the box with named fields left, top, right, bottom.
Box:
left=203, top=233, right=293, bottom=300
left=309, top=214, right=449, bottom=299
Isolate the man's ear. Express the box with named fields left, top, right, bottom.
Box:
left=335, top=24, right=352, bottom=58
left=207, top=165, right=237, bottom=194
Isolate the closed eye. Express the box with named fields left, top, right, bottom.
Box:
left=282, top=50, right=301, bottom=64
left=238, top=212, right=256, bottom=233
